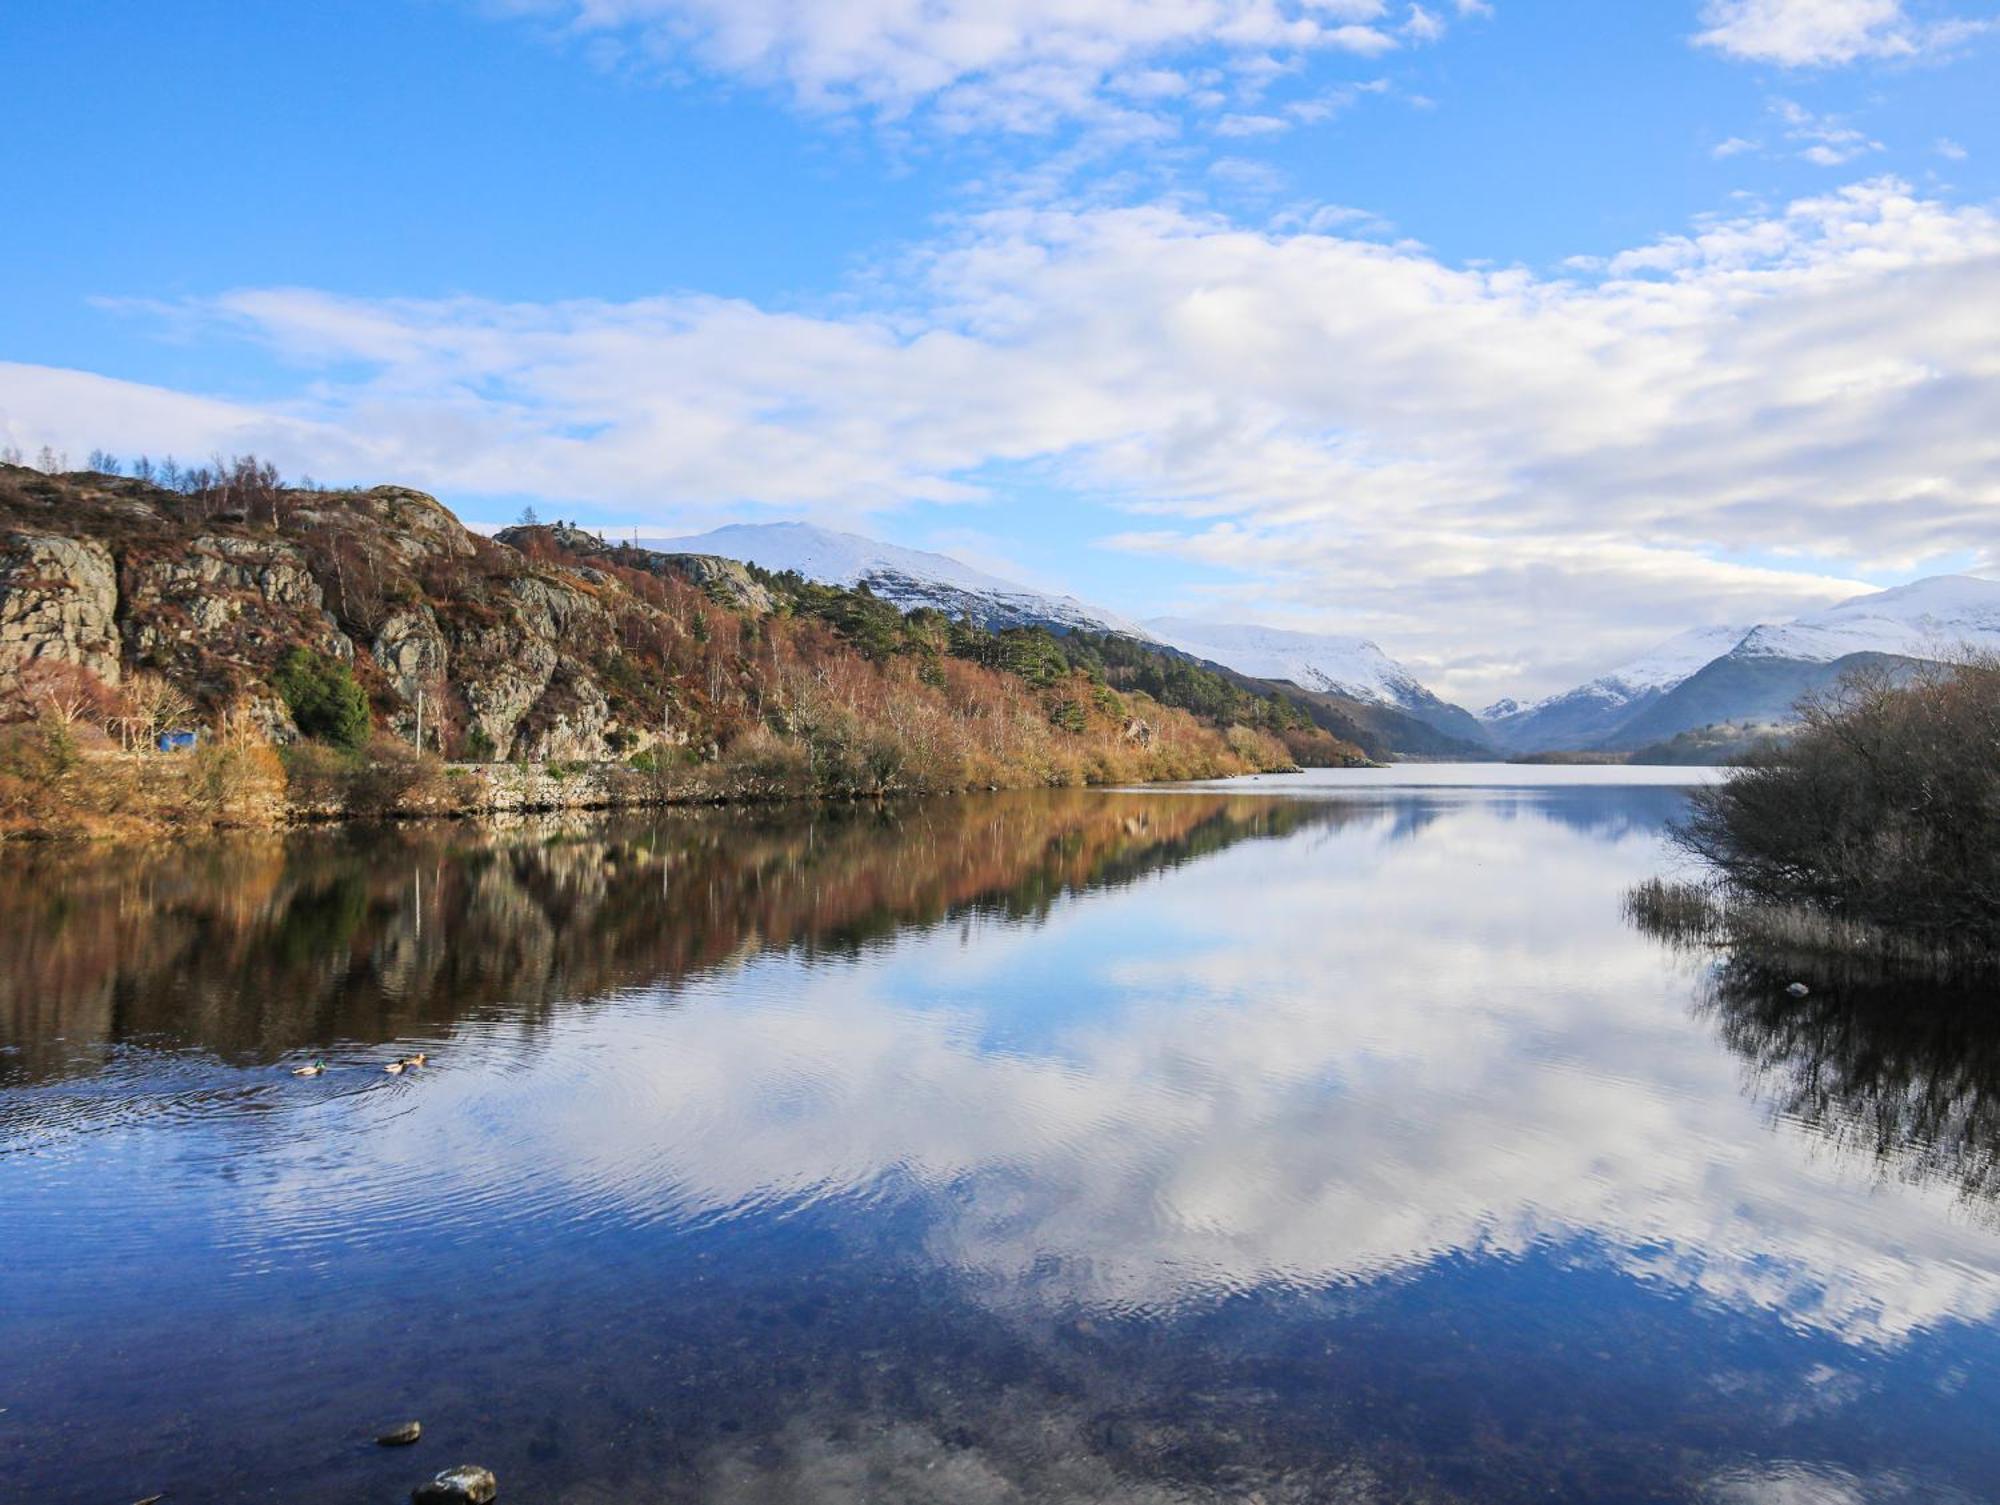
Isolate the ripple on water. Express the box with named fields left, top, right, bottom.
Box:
left=0, top=1043, right=289, bottom=1156
left=137, top=992, right=876, bottom=1277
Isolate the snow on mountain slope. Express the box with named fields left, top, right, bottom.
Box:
left=1479, top=624, right=1750, bottom=750
left=1484, top=574, right=2000, bottom=753
left=642, top=523, right=1152, bottom=637
left=1593, top=623, right=1758, bottom=695
left=1144, top=618, right=1432, bottom=709
left=648, top=523, right=1010, bottom=595
left=1498, top=624, right=1752, bottom=722
left=1731, top=575, right=2000, bottom=664
left=1142, top=617, right=1487, bottom=747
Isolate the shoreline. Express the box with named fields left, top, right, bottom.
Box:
left=1, top=749, right=1320, bottom=842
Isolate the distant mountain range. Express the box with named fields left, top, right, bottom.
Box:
left=648, top=524, right=2000, bottom=761
left=1482, top=576, right=2000, bottom=753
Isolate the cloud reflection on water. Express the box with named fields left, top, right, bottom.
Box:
left=196, top=781, right=2000, bottom=1349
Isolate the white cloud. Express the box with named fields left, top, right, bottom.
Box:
left=1206, top=155, right=1290, bottom=194
left=499, top=0, right=1419, bottom=133
left=1694, top=0, right=1993, bottom=66
left=1402, top=3, right=1447, bottom=43
left=1213, top=111, right=1290, bottom=136
left=1936, top=135, right=1969, bottom=159
left=8, top=177, right=2000, bottom=702
left=1712, top=135, right=1761, bottom=158
left=1211, top=78, right=1387, bottom=136
left=1771, top=96, right=1883, bottom=165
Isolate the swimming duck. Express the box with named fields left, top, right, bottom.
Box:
left=399, top=1053, right=428, bottom=1068
left=383, top=1060, right=405, bottom=1074
left=291, top=1060, right=326, bottom=1077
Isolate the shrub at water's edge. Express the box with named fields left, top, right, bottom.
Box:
left=1631, top=657, right=2000, bottom=968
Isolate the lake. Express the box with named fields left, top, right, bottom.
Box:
left=4, top=766, right=1999, bottom=1503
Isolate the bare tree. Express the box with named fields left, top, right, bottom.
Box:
left=123, top=672, right=195, bottom=751
left=86, top=449, right=123, bottom=476
left=13, top=661, right=116, bottom=734
left=0, top=444, right=22, bottom=466
left=229, top=453, right=284, bottom=524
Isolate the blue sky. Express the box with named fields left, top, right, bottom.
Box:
left=3, top=0, right=1998, bottom=700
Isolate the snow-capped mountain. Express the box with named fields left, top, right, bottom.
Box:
left=1146, top=619, right=1429, bottom=709
left=1730, top=575, right=2000, bottom=664
left=1582, top=623, right=1758, bottom=695
left=1480, top=624, right=1748, bottom=752
left=1491, top=575, right=2000, bottom=753
left=643, top=523, right=1152, bottom=638
left=1145, top=618, right=1488, bottom=748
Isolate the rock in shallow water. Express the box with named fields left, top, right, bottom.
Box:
left=412, top=1464, right=497, bottom=1503
left=377, top=1420, right=422, bottom=1446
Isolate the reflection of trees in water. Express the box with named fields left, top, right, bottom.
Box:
left=0, top=793, right=1353, bottom=1082
left=1692, top=953, right=2000, bottom=1216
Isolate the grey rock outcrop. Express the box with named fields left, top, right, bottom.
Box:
left=0, top=532, right=123, bottom=684
left=122, top=533, right=344, bottom=663
left=491, top=524, right=778, bottom=615
left=657, top=552, right=777, bottom=614
left=374, top=606, right=450, bottom=742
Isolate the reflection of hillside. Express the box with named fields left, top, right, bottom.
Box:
left=1695, top=955, right=2000, bottom=1216
left=0, top=793, right=1340, bottom=1083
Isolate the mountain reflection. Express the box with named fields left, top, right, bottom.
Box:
left=0, top=792, right=1340, bottom=1085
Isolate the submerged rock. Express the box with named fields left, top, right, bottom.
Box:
left=377, top=1420, right=422, bottom=1446
left=1786, top=981, right=1811, bottom=997
left=412, top=1464, right=497, bottom=1503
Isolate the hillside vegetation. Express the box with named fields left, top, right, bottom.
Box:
left=0, top=458, right=1362, bottom=836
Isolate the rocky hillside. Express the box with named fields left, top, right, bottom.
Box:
left=0, top=462, right=1342, bottom=811
left=0, top=468, right=644, bottom=760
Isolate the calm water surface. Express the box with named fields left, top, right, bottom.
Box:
left=5, top=766, right=1999, bottom=1503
